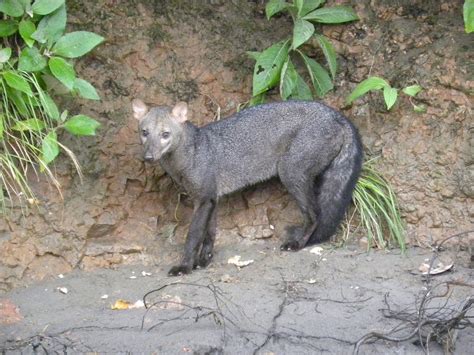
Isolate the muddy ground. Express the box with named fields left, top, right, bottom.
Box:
left=1, top=242, right=473, bottom=353
left=0, top=0, right=473, bottom=353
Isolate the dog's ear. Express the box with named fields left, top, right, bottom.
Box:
left=132, top=99, right=149, bottom=121
left=171, top=102, right=188, bottom=123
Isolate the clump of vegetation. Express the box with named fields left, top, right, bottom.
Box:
left=0, top=0, right=103, bottom=211
left=347, top=77, right=424, bottom=112
left=352, top=159, right=405, bottom=251
left=249, top=0, right=359, bottom=104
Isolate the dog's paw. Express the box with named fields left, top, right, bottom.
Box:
left=168, top=265, right=192, bottom=276
left=280, top=240, right=301, bottom=251
left=195, top=252, right=213, bottom=269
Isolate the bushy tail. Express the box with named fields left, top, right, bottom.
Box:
left=308, top=121, right=363, bottom=245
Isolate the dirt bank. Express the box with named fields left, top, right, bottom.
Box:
left=0, top=0, right=472, bottom=295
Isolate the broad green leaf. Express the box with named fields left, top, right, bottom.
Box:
left=0, top=20, right=17, bottom=37
left=64, top=115, right=100, bottom=136
left=346, top=76, right=389, bottom=104
left=265, top=0, right=288, bottom=19
left=0, top=47, right=11, bottom=62
left=19, top=20, right=35, bottom=47
left=32, top=0, right=64, bottom=15
left=49, top=56, right=75, bottom=90
left=299, top=0, right=325, bottom=17
left=31, top=5, right=66, bottom=44
left=3, top=71, right=33, bottom=96
left=383, top=86, right=398, bottom=110
left=252, top=39, right=290, bottom=96
left=292, top=19, right=314, bottom=50
left=42, top=93, right=59, bottom=120
left=280, top=58, right=298, bottom=100
left=246, top=51, right=261, bottom=61
left=41, top=131, right=59, bottom=165
left=299, top=52, right=333, bottom=97
left=315, top=34, right=337, bottom=79
left=52, top=31, right=104, bottom=58
left=12, top=118, right=45, bottom=131
left=18, top=47, right=47, bottom=71
left=73, top=78, right=100, bottom=100
left=402, top=84, right=422, bottom=97
left=0, top=0, right=24, bottom=17
left=289, top=72, right=313, bottom=100
left=464, top=0, right=474, bottom=33
left=303, top=6, right=359, bottom=24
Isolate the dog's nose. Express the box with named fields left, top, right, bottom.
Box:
left=144, top=154, right=154, bottom=162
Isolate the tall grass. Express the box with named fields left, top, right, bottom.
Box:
left=352, top=159, right=405, bottom=250
left=0, top=69, right=80, bottom=212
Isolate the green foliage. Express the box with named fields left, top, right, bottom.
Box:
left=464, top=0, right=474, bottom=33
left=352, top=159, right=405, bottom=251
left=347, top=77, right=423, bottom=112
left=0, top=0, right=103, bottom=210
left=250, top=0, right=358, bottom=102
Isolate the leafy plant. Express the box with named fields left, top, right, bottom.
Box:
left=465, top=0, right=474, bottom=33
left=352, top=159, right=405, bottom=251
left=347, top=76, right=424, bottom=112
left=249, top=0, right=358, bottom=103
left=0, top=0, right=103, bottom=210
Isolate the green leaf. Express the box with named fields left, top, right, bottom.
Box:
left=73, top=78, right=100, bottom=100
left=64, top=115, right=100, bottom=136
left=3, top=71, right=33, bottom=96
left=249, top=93, right=265, bottom=107
left=32, top=0, right=64, bottom=15
left=31, top=4, right=66, bottom=44
left=0, top=20, right=18, bottom=37
left=0, top=0, right=24, bottom=17
left=298, top=0, right=325, bottom=17
left=303, top=6, right=359, bottom=23
left=299, top=52, right=333, bottom=97
left=315, top=34, right=337, bottom=80
left=5, top=87, right=28, bottom=115
left=41, top=131, right=59, bottom=165
left=413, top=104, right=427, bottom=113
left=383, top=86, right=398, bottom=110
left=0, top=114, right=4, bottom=139
left=19, top=20, right=35, bottom=47
left=292, top=19, right=314, bottom=50
left=346, top=76, right=389, bottom=104
left=52, top=31, right=104, bottom=58
left=402, top=84, right=422, bottom=97
left=48, top=56, right=75, bottom=90
left=265, top=0, right=288, bottom=19
left=0, top=47, right=12, bottom=63
left=60, top=109, right=68, bottom=122
left=464, top=0, right=474, bottom=33
left=289, top=72, right=313, bottom=100
left=18, top=47, right=47, bottom=71
left=12, top=118, right=45, bottom=132
left=42, top=93, right=59, bottom=120
left=252, top=39, right=290, bottom=96
left=280, top=58, right=298, bottom=100
left=246, top=51, right=261, bottom=61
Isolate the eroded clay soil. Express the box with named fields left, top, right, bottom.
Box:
left=0, top=2, right=472, bottom=350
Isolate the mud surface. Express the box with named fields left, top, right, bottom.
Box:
left=1, top=243, right=473, bottom=353
left=0, top=0, right=472, bottom=335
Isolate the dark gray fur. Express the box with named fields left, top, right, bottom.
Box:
left=134, top=100, right=363, bottom=276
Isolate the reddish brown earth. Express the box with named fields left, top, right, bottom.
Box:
left=0, top=0, right=472, bottom=292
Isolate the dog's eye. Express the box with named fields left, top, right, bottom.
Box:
left=162, top=132, right=170, bottom=139
left=142, top=129, right=149, bottom=137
